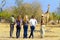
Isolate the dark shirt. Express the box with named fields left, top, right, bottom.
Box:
left=41, top=18, right=45, bottom=25
left=16, top=19, right=22, bottom=26
left=23, top=21, right=29, bottom=25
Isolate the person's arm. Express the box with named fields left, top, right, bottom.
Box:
left=20, top=19, right=23, bottom=25
left=14, top=19, right=17, bottom=26
left=35, top=19, right=38, bottom=26
left=35, top=19, right=37, bottom=24
left=27, top=19, right=29, bottom=24
left=14, top=19, right=16, bottom=25
left=29, top=19, right=31, bottom=25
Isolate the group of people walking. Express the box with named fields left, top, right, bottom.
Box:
left=10, top=15, right=45, bottom=38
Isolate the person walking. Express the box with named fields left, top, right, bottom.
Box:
left=23, top=15, right=29, bottom=38
left=29, top=15, right=37, bottom=38
left=16, top=15, right=22, bottom=38
left=10, top=15, right=15, bottom=38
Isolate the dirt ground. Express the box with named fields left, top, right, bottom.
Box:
left=0, top=23, right=60, bottom=40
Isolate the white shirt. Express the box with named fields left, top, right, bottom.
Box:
left=29, top=18, right=37, bottom=27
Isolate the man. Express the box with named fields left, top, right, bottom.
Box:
left=40, top=14, right=45, bottom=38
left=10, top=15, right=15, bottom=38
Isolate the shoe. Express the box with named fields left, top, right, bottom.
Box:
left=29, top=36, right=31, bottom=38
left=41, top=36, right=44, bottom=38
left=10, top=36, right=12, bottom=38
left=16, top=36, right=19, bottom=38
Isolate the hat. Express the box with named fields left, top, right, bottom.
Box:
left=42, top=14, right=44, bottom=16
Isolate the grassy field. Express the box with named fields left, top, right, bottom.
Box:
left=0, top=23, right=60, bottom=40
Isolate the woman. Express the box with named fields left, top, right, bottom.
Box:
left=29, top=15, right=37, bottom=38
left=16, top=15, right=22, bottom=38
left=23, top=15, right=29, bottom=38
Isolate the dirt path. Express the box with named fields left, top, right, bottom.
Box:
left=0, top=23, right=60, bottom=40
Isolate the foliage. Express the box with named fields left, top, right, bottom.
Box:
left=0, top=0, right=43, bottom=22
left=0, top=10, right=12, bottom=19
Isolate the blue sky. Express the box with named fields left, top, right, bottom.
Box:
left=0, top=0, right=60, bottom=12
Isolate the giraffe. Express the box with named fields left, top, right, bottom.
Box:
left=45, top=4, right=50, bottom=24
left=0, top=0, right=6, bottom=12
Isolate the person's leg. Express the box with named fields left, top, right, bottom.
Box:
left=41, top=25, right=45, bottom=38
left=25, top=25, right=28, bottom=38
left=29, top=26, right=32, bottom=38
left=26, top=26, right=28, bottom=38
left=40, top=27, right=42, bottom=38
left=10, top=24, right=14, bottom=37
left=31, top=26, right=35, bottom=38
left=16, top=26, right=20, bottom=38
left=23, top=25, right=28, bottom=38
left=23, top=25, right=25, bottom=38
left=29, top=26, right=35, bottom=38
